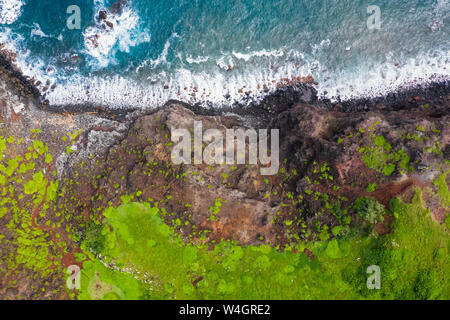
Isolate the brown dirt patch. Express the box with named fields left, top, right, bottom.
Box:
left=375, top=215, right=393, bottom=236
left=432, top=208, right=448, bottom=224
left=372, top=179, right=425, bottom=208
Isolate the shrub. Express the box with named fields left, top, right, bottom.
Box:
left=354, top=197, right=385, bottom=224
left=84, top=222, right=105, bottom=253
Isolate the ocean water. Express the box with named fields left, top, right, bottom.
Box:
left=0, top=0, right=449, bottom=109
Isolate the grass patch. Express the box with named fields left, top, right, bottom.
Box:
left=434, top=171, right=450, bottom=209
left=360, top=135, right=413, bottom=176
left=79, top=193, right=449, bottom=300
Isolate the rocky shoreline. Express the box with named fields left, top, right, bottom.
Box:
left=1, top=49, right=449, bottom=124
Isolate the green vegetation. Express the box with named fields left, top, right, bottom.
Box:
left=360, top=135, right=413, bottom=176
left=78, top=259, right=148, bottom=300
left=366, top=183, right=377, bottom=193
left=0, top=134, right=65, bottom=281
left=80, top=202, right=361, bottom=299
left=0, top=130, right=92, bottom=298
left=364, top=192, right=449, bottom=299
left=354, top=197, right=385, bottom=224
left=78, top=191, right=449, bottom=300
left=1, top=124, right=448, bottom=300
left=434, top=171, right=450, bottom=209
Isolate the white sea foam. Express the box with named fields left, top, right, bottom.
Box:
left=83, top=2, right=150, bottom=68
left=0, top=0, right=24, bottom=25
left=317, top=49, right=450, bottom=100
left=1, top=19, right=449, bottom=110
left=30, top=23, right=50, bottom=38
left=216, top=55, right=235, bottom=70
left=147, top=33, right=178, bottom=68
left=0, top=27, right=48, bottom=81
left=186, top=55, right=209, bottom=64
left=46, top=57, right=309, bottom=108
left=232, top=49, right=285, bottom=62
left=311, top=39, right=331, bottom=55
left=43, top=46, right=450, bottom=110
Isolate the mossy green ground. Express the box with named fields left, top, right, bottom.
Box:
left=78, top=190, right=449, bottom=300
left=0, top=131, right=86, bottom=298
left=1, top=126, right=448, bottom=300
left=435, top=171, right=450, bottom=209
left=360, top=134, right=413, bottom=176
left=0, top=134, right=64, bottom=286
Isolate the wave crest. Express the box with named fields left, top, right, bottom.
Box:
left=0, top=0, right=24, bottom=25
left=83, top=2, right=150, bottom=68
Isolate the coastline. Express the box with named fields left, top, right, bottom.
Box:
left=1, top=51, right=448, bottom=125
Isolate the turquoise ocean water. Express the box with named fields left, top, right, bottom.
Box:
left=0, top=0, right=449, bottom=108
